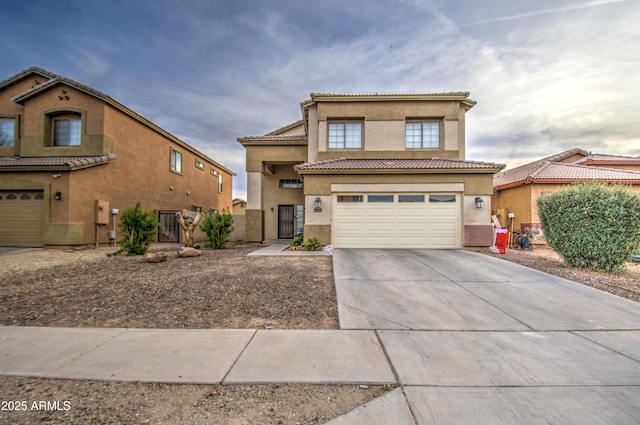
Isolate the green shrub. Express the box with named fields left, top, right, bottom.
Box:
left=302, top=237, right=321, bottom=251
left=200, top=208, right=234, bottom=249
left=113, top=201, right=160, bottom=255
left=537, top=183, right=640, bottom=273
left=290, top=235, right=304, bottom=246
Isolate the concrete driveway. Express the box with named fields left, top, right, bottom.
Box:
left=331, top=248, right=640, bottom=424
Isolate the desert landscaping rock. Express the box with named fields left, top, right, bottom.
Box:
left=177, top=246, right=201, bottom=257
left=140, top=251, right=169, bottom=263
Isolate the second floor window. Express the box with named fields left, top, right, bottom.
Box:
left=53, top=117, right=81, bottom=146
left=0, top=119, right=15, bottom=147
left=170, top=149, right=183, bottom=174
left=328, top=122, right=362, bottom=149
left=406, top=121, right=440, bottom=149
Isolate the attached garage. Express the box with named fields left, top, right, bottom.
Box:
left=333, top=193, right=461, bottom=248
left=0, top=190, right=45, bottom=247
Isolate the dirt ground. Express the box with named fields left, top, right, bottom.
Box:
left=0, top=244, right=338, bottom=329
left=2, top=243, right=639, bottom=424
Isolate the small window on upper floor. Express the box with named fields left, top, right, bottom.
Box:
left=328, top=122, right=362, bottom=149
left=0, top=118, right=16, bottom=147
left=279, top=179, right=303, bottom=189
left=53, top=115, right=82, bottom=146
left=195, top=159, right=205, bottom=170
left=170, top=149, right=183, bottom=174
left=406, top=121, right=440, bottom=149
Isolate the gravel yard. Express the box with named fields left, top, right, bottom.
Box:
left=0, top=244, right=338, bottom=329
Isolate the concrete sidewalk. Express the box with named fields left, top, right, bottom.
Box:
left=2, top=248, right=640, bottom=424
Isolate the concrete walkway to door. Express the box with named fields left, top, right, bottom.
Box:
left=331, top=248, right=640, bottom=423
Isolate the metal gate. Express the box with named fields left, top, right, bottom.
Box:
left=278, top=205, right=294, bottom=239
left=158, top=210, right=180, bottom=243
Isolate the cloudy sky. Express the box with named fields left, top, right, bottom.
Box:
left=2, top=0, right=639, bottom=199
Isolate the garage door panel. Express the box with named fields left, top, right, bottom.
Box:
left=333, top=192, right=460, bottom=249
left=366, top=221, right=395, bottom=232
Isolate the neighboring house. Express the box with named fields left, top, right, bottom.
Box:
left=492, top=148, right=640, bottom=243
left=238, top=92, right=505, bottom=249
left=0, top=67, right=234, bottom=247
left=232, top=198, right=247, bottom=215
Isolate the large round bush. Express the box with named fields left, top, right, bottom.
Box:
left=537, top=183, right=640, bottom=273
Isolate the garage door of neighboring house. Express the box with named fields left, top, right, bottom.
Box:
left=333, top=193, right=461, bottom=248
left=0, top=191, right=45, bottom=247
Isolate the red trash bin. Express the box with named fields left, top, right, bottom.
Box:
left=494, top=229, right=508, bottom=254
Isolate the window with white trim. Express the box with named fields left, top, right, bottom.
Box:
left=0, top=118, right=15, bottom=147
left=170, top=149, right=183, bottom=174
left=53, top=115, right=81, bottom=146
left=406, top=121, right=440, bottom=149
left=218, top=173, right=223, bottom=193
left=328, top=122, right=362, bottom=149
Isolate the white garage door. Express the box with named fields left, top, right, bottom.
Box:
left=333, top=193, right=461, bottom=248
left=0, top=191, right=45, bottom=247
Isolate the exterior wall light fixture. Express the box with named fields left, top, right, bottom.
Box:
left=474, top=197, right=484, bottom=208
left=314, top=197, right=322, bottom=211
left=54, top=191, right=62, bottom=201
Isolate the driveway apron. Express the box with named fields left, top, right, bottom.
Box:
left=333, top=248, right=640, bottom=424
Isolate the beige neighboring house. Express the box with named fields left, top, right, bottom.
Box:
left=232, top=198, right=247, bottom=215
left=0, top=67, right=234, bottom=247
left=238, top=92, right=505, bottom=248
left=492, top=148, right=640, bottom=243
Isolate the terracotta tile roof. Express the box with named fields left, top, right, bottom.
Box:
left=295, top=157, right=505, bottom=172
left=310, top=91, right=473, bottom=98
left=494, top=148, right=640, bottom=189
left=495, top=161, right=640, bottom=189
left=574, top=153, right=640, bottom=165
left=238, top=134, right=308, bottom=142
left=237, top=133, right=308, bottom=147
left=263, top=120, right=305, bottom=136
left=0, top=154, right=117, bottom=170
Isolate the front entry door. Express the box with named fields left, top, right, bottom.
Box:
left=278, top=205, right=294, bottom=239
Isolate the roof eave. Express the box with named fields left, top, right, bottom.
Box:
left=297, top=167, right=504, bottom=176
left=0, top=67, right=57, bottom=92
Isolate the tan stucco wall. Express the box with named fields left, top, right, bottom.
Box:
left=302, top=173, right=494, bottom=196
left=313, top=100, right=467, bottom=160
left=244, top=145, right=307, bottom=172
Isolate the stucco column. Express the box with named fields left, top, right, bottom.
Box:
left=245, top=171, right=264, bottom=242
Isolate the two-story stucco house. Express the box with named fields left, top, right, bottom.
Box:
left=238, top=92, right=504, bottom=249
left=0, top=67, right=234, bottom=247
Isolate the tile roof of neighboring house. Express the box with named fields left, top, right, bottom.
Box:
left=494, top=148, right=640, bottom=189
left=0, top=154, right=117, bottom=170
left=295, top=157, right=505, bottom=173
left=574, top=153, right=640, bottom=165
left=2, top=67, right=235, bottom=176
